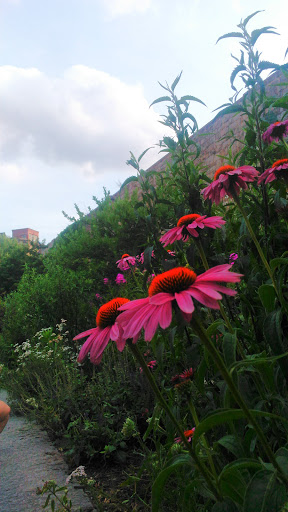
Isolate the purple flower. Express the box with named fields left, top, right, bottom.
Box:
left=229, top=253, right=238, bottom=265
left=115, top=273, right=126, bottom=285
left=103, top=278, right=109, bottom=285
left=262, top=120, right=288, bottom=144
left=95, top=293, right=102, bottom=300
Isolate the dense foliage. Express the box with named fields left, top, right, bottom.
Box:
left=1, top=11, right=288, bottom=512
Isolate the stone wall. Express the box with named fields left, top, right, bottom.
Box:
left=115, top=69, right=287, bottom=199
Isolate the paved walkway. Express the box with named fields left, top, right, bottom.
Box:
left=0, top=390, right=95, bottom=512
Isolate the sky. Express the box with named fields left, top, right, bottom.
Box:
left=0, top=0, right=287, bottom=243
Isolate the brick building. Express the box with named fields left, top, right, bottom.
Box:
left=12, top=228, right=39, bottom=245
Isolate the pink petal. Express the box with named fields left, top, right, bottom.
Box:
left=118, top=297, right=150, bottom=311
left=74, top=327, right=98, bottom=341
left=159, top=302, right=173, bottom=329
left=90, top=326, right=111, bottom=364
left=175, top=291, right=195, bottom=313
left=187, top=288, right=220, bottom=309
left=144, top=308, right=163, bottom=341
left=110, top=323, right=119, bottom=341
left=149, top=293, right=174, bottom=305
left=191, top=284, right=222, bottom=300
left=77, top=331, right=99, bottom=362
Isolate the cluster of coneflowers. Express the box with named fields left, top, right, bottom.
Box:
left=74, top=120, right=287, bottom=439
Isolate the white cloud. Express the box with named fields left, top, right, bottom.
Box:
left=102, top=0, right=151, bottom=17
left=0, top=65, right=163, bottom=176
left=0, top=162, right=26, bottom=183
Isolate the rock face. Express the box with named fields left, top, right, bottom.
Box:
left=115, top=69, right=288, bottom=199
left=0, top=390, right=95, bottom=512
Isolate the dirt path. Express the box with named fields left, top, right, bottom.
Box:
left=0, top=390, right=95, bottom=512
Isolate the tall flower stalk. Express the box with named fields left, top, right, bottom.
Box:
left=190, top=315, right=288, bottom=488
left=127, top=340, right=222, bottom=500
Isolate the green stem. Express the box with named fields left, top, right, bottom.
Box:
left=282, top=139, right=288, bottom=154
left=233, top=194, right=287, bottom=313
left=188, top=398, right=218, bottom=481
left=191, top=315, right=288, bottom=488
left=195, top=238, right=246, bottom=358
left=127, top=340, right=222, bottom=500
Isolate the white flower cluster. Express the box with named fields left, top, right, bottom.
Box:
left=65, top=465, right=87, bottom=485
left=13, top=319, right=75, bottom=367
left=25, top=397, right=39, bottom=408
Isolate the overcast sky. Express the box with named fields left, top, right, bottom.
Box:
left=1, top=0, right=287, bottom=243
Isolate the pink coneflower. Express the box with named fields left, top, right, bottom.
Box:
left=175, top=428, right=195, bottom=444
left=115, top=273, right=126, bottom=285
left=147, top=273, right=155, bottom=285
left=167, top=249, right=176, bottom=257
left=116, top=253, right=137, bottom=271
left=202, top=165, right=259, bottom=205
left=140, top=360, right=157, bottom=373
left=103, top=278, right=109, bottom=285
left=74, top=297, right=132, bottom=365
left=229, top=253, right=238, bottom=265
left=117, top=265, right=242, bottom=342
left=262, top=120, right=288, bottom=144
left=258, top=158, right=288, bottom=185
left=160, top=214, right=225, bottom=247
left=179, top=368, right=194, bottom=381
left=137, top=250, right=155, bottom=265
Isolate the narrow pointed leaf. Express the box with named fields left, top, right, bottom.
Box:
left=242, top=10, right=263, bottom=27
left=120, top=176, right=138, bottom=190
left=138, top=147, right=153, bottom=162
left=179, top=94, right=206, bottom=106
left=171, top=71, right=182, bottom=91
left=216, top=32, right=244, bottom=44
left=193, top=408, right=288, bottom=445
left=150, top=96, right=172, bottom=108
left=152, top=454, right=194, bottom=511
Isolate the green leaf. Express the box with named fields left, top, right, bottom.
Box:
left=270, top=257, right=288, bottom=272
left=171, top=71, right=182, bottom=91
left=193, top=408, right=288, bottom=445
left=258, top=284, right=276, bottom=312
left=229, top=351, right=288, bottom=375
left=120, top=176, right=138, bottom=190
left=163, top=136, right=177, bottom=150
left=150, top=96, right=172, bottom=107
left=220, top=468, right=247, bottom=505
left=230, top=65, right=246, bottom=90
left=258, top=60, right=281, bottom=72
left=263, top=310, right=288, bottom=377
left=212, top=498, right=239, bottom=512
left=151, top=454, right=194, bottom=511
left=276, top=447, right=288, bottom=476
left=143, top=246, right=154, bottom=271
left=213, top=104, right=246, bottom=120
left=182, top=112, right=198, bottom=129
left=179, top=94, right=206, bottom=106
left=243, top=470, right=286, bottom=512
left=143, top=403, right=162, bottom=441
left=216, top=31, right=244, bottom=44
left=250, top=27, right=279, bottom=46
left=138, top=147, right=153, bottom=162
left=217, top=434, right=244, bottom=458
left=242, top=10, right=263, bottom=28
left=222, top=332, right=237, bottom=368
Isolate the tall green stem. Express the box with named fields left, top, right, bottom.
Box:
left=233, top=194, right=287, bottom=313
left=195, top=238, right=246, bottom=358
left=127, top=340, right=222, bottom=500
left=190, top=315, right=288, bottom=488
left=188, top=398, right=218, bottom=481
